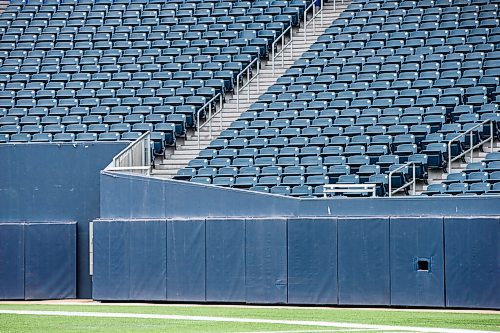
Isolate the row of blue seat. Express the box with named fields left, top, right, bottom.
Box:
left=181, top=158, right=418, bottom=197
left=0, top=130, right=163, bottom=142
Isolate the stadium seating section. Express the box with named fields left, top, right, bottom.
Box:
left=0, top=0, right=499, bottom=198
left=0, top=0, right=309, bottom=148
left=174, top=0, right=500, bottom=197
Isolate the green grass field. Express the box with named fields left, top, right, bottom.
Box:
left=0, top=303, right=498, bottom=333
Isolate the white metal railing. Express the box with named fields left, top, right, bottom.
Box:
left=196, top=93, right=224, bottom=148
left=304, top=0, right=324, bottom=42
left=105, top=131, right=151, bottom=175
left=272, top=25, right=293, bottom=75
left=236, top=57, right=261, bottom=114
left=323, top=183, right=377, bottom=197
left=447, top=119, right=495, bottom=173
left=388, top=162, right=416, bottom=197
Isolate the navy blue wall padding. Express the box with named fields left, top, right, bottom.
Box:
left=92, top=221, right=130, bottom=300
left=0, top=224, right=25, bottom=299
left=390, top=217, right=445, bottom=307
left=287, top=218, right=337, bottom=305
left=129, top=221, right=167, bottom=301
left=25, top=223, right=76, bottom=300
left=205, top=219, right=246, bottom=302
left=444, top=217, right=500, bottom=309
left=100, top=173, right=297, bottom=219
left=0, top=143, right=125, bottom=298
left=338, top=217, right=390, bottom=305
left=100, top=173, right=500, bottom=220
left=245, top=218, right=288, bottom=304
left=167, top=220, right=206, bottom=301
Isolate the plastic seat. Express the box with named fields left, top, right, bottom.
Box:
left=422, top=143, right=448, bottom=170
left=423, top=183, right=447, bottom=196
left=445, top=183, right=469, bottom=195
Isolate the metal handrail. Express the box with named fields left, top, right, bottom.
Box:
left=196, top=93, right=224, bottom=149
left=106, top=131, right=151, bottom=175
left=447, top=119, right=494, bottom=173
left=236, top=57, right=261, bottom=114
left=304, top=0, right=324, bottom=42
left=388, top=161, right=416, bottom=197
left=323, top=183, right=377, bottom=197
left=272, top=25, right=293, bottom=75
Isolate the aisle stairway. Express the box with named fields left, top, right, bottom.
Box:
left=153, top=0, right=350, bottom=177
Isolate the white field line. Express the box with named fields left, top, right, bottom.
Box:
left=0, top=309, right=496, bottom=333
left=230, top=329, right=382, bottom=333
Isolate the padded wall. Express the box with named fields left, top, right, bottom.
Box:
left=287, top=218, right=337, bottom=304
left=245, top=218, right=288, bottom=304
left=167, top=219, right=206, bottom=302
left=444, top=216, right=499, bottom=309
left=101, top=173, right=298, bottom=220
left=0, top=143, right=125, bottom=298
left=129, top=221, right=167, bottom=300
left=91, top=217, right=499, bottom=308
left=0, top=224, right=24, bottom=299
left=101, top=172, right=500, bottom=220
left=93, top=221, right=167, bottom=301
left=390, top=217, right=445, bottom=307
left=25, top=222, right=76, bottom=300
left=92, top=221, right=130, bottom=300
left=205, top=218, right=246, bottom=302
left=338, top=217, right=390, bottom=305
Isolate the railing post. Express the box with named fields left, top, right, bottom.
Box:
left=290, top=27, right=293, bottom=60
left=245, top=66, right=248, bottom=101
left=219, top=93, right=223, bottom=131
left=128, top=147, right=132, bottom=170
left=388, top=174, right=392, bottom=197
left=281, top=30, right=284, bottom=69
left=146, top=135, right=151, bottom=176
left=209, top=102, right=212, bottom=140
left=272, top=41, right=275, bottom=75
left=304, top=8, right=307, bottom=42
left=257, top=59, right=260, bottom=93
left=490, top=121, right=494, bottom=153
left=313, top=1, right=316, bottom=33
left=321, top=0, right=324, bottom=25
left=197, top=111, right=201, bottom=149
left=448, top=140, right=452, bottom=173
left=470, top=131, right=473, bottom=162
left=236, top=76, right=240, bottom=114
left=412, top=163, right=416, bottom=195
